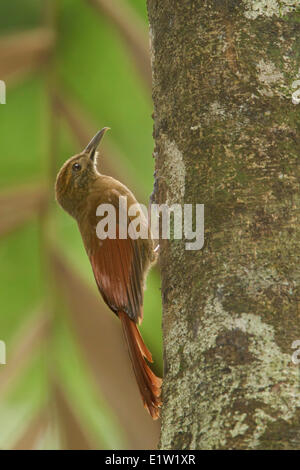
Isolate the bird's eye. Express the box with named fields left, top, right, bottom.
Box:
left=72, top=163, right=82, bottom=172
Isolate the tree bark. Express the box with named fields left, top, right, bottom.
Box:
left=147, top=0, right=300, bottom=450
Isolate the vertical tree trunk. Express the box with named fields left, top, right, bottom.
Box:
left=147, top=0, right=300, bottom=450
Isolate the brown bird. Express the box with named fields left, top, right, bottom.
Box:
left=55, top=128, right=162, bottom=419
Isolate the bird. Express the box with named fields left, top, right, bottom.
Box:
left=55, top=128, right=162, bottom=419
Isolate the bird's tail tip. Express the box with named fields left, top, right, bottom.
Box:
left=118, top=311, right=162, bottom=419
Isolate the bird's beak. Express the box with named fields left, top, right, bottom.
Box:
left=84, top=127, right=110, bottom=161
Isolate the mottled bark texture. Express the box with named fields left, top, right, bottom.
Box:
left=147, top=0, right=300, bottom=450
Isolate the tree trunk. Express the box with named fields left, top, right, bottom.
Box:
left=146, top=0, right=300, bottom=450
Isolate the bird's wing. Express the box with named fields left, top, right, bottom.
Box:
left=89, top=228, right=144, bottom=323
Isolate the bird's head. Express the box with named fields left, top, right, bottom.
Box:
left=55, top=127, right=109, bottom=218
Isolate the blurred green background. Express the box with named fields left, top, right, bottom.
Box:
left=0, top=0, right=162, bottom=450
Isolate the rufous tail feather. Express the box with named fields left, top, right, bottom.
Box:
left=118, top=311, right=162, bottom=419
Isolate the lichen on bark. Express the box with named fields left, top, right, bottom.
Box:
left=243, top=0, right=299, bottom=19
